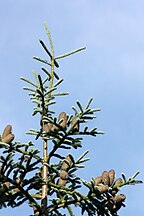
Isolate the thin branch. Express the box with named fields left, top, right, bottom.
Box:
left=55, top=47, right=86, bottom=60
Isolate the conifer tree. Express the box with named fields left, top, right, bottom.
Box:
left=0, top=24, right=142, bottom=216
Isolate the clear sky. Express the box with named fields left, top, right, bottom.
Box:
left=0, top=0, right=144, bottom=215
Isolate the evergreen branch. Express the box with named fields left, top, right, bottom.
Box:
left=30, top=194, right=42, bottom=199
left=72, top=106, right=79, bottom=115
left=43, top=77, right=50, bottom=85
left=55, top=47, right=86, bottom=60
left=20, top=77, right=37, bottom=88
left=38, top=74, right=44, bottom=92
left=53, top=78, right=64, bottom=87
left=3, top=141, right=41, bottom=161
left=75, top=150, right=89, bottom=164
left=112, top=171, right=143, bottom=189
left=86, top=98, right=93, bottom=109
left=33, top=56, right=51, bottom=67
left=54, top=71, right=59, bottom=80
left=52, top=92, right=69, bottom=97
left=39, top=39, right=59, bottom=68
left=41, top=67, right=51, bottom=80
left=45, top=86, right=57, bottom=95
left=44, top=23, right=54, bottom=58
left=76, top=100, right=83, bottom=112
left=32, top=70, right=39, bottom=83
left=48, top=99, right=102, bottom=160
left=66, top=205, right=75, bottom=216
left=23, top=87, right=36, bottom=92
left=39, top=39, right=52, bottom=59
left=0, top=175, right=41, bottom=212
left=0, top=142, right=9, bottom=148
left=131, top=171, right=141, bottom=179
left=48, top=183, right=96, bottom=214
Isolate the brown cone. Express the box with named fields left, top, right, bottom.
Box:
left=42, top=123, right=53, bottom=132
left=102, top=171, right=110, bottom=185
left=97, top=185, right=109, bottom=194
left=111, top=178, right=123, bottom=195
left=108, top=169, right=115, bottom=186
left=71, top=116, right=79, bottom=133
left=114, top=194, right=126, bottom=203
left=58, top=112, right=67, bottom=129
left=1, top=134, right=15, bottom=144
left=113, top=178, right=123, bottom=187
left=61, top=154, right=73, bottom=171
left=60, top=170, right=69, bottom=180
left=2, top=125, right=12, bottom=139
left=58, top=178, right=67, bottom=187
left=94, top=176, right=102, bottom=185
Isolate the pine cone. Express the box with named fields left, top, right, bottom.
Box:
left=58, top=178, right=67, bottom=187
left=71, top=116, right=79, bottom=133
left=113, top=178, right=123, bottom=187
left=97, top=184, right=109, bottom=194
left=61, top=154, right=73, bottom=171
left=2, top=125, right=12, bottom=139
left=112, top=194, right=126, bottom=212
left=111, top=178, right=123, bottom=195
left=59, top=170, right=69, bottom=180
left=102, top=171, right=110, bottom=185
left=42, top=123, right=53, bottom=132
left=114, top=194, right=126, bottom=203
left=58, top=112, right=67, bottom=129
left=108, top=169, right=115, bottom=186
left=1, top=125, right=15, bottom=144
left=1, top=133, right=15, bottom=144
left=94, top=176, right=102, bottom=185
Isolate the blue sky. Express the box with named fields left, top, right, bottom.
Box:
left=0, top=1, right=144, bottom=215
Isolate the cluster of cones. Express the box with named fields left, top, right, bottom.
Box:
left=0, top=125, right=14, bottom=144
left=0, top=126, right=126, bottom=214
left=42, top=112, right=79, bottom=133
left=94, top=169, right=126, bottom=213
left=58, top=154, right=73, bottom=187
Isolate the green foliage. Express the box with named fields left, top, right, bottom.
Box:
left=0, top=23, right=142, bottom=216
